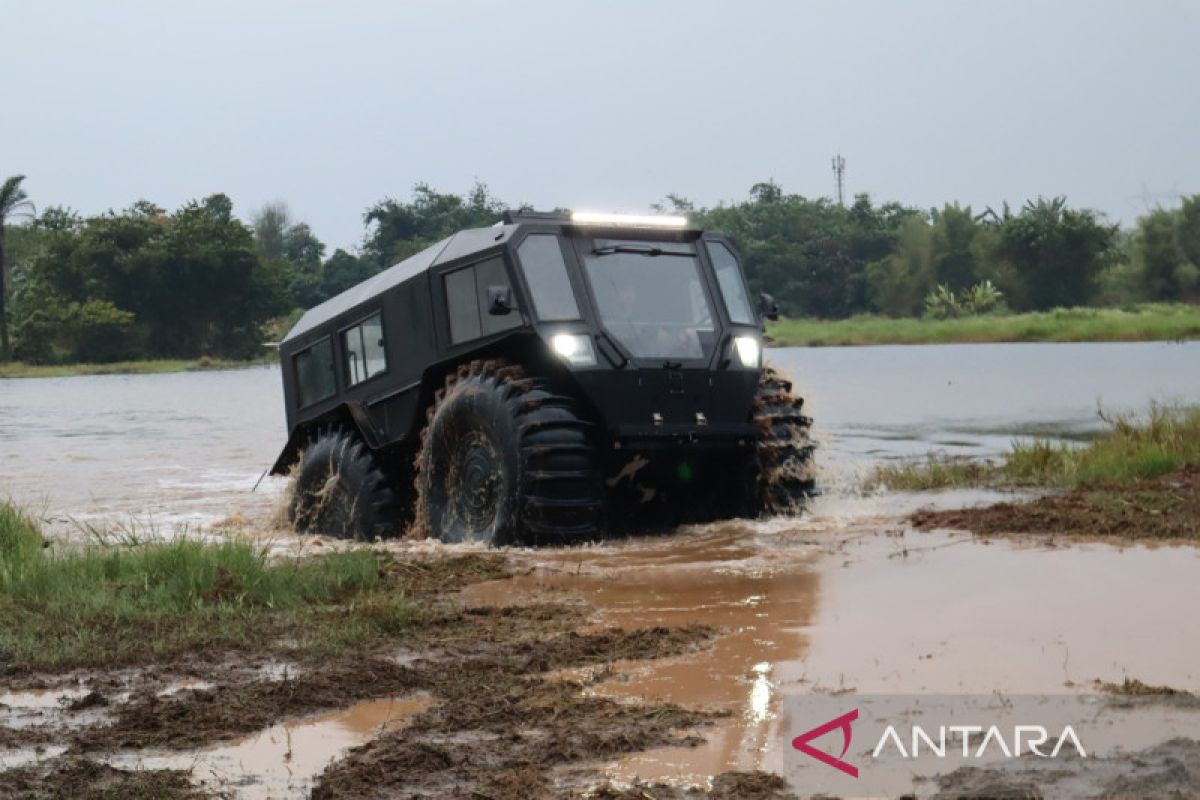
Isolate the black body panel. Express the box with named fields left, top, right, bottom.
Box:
left=271, top=212, right=770, bottom=477
left=570, top=368, right=760, bottom=446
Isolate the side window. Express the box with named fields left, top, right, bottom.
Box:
left=446, top=266, right=481, bottom=343
left=342, top=313, right=387, bottom=386
left=294, top=337, right=336, bottom=407
left=516, top=234, right=580, bottom=321
left=707, top=241, right=756, bottom=324
left=444, top=257, right=521, bottom=344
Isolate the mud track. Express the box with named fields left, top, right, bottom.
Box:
left=2, top=552, right=785, bottom=799
left=0, top=757, right=209, bottom=799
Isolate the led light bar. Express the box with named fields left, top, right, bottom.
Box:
left=570, top=210, right=688, bottom=228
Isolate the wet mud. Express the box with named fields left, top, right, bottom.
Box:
left=3, top=551, right=725, bottom=798
left=580, top=771, right=797, bottom=800
left=71, top=658, right=422, bottom=751
left=0, top=756, right=209, bottom=799
left=912, top=465, right=1200, bottom=541
left=6, top=494, right=1200, bottom=797
left=930, top=736, right=1200, bottom=800
left=102, top=694, right=435, bottom=800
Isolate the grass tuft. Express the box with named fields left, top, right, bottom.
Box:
left=865, top=455, right=1002, bottom=492
left=868, top=405, right=1200, bottom=492
left=1007, top=405, right=1200, bottom=488
left=0, top=507, right=411, bottom=670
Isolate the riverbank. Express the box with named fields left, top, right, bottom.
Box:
left=0, top=356, right=271, bottom=379
left=913, top=465, right=1200, bottom=540
left=767, top=303, right=1200, bottom=347
left=881, top=405, right=1200, bottom=540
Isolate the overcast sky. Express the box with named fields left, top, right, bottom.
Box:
left=4, top=0, right=1198, bottom=251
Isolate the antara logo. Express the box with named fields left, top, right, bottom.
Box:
left=872, top=723, right=1087, bottom=759
left=792, top=709, right=1088, bottom=778
left=791, top=709, right=859, bottom=778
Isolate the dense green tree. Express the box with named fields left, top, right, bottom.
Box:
left=652, top=193, right=696, bottom=213
left=12, top=196, right=289, bottom=363
left=696, top=186, right=920, bottom=318
left=930, top=203, right=983, bottom=290
left=1136, top=209, right=1188, bottom=301
left=252, top=201, right=290, bottom=261
left=0, top=175, right=36, bottom=360
left=320, top=248, right=374, bottom=299
left=7, top=180, right=1183, bottom=365
left=364, top=182, right=506, bottom=266
left=1132, top=195, right=1200, bottom=302
left=152, top=194, right=288, bottom=357
left=867, top=216, right=934, bottom=317
left=1179, top=195, right=1200, bottom=268
left=995, top=197, right=1117, bottom=310
left=252, top=202, right=328, bottom=308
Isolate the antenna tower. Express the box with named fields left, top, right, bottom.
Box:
left=832, top=154, right=846, bottom=206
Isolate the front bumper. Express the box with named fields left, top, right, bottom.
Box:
left=610, top=421, right=761, bottom=450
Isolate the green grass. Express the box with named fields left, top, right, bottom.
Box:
left=1006, top=405, right=1200, bottom=487
left=865, top=455, right=1004, bottom=492
left=868, top=405, right=1200, bottom=492
left=0, top=356, right=272, bottom=379
left=0, top=506, right=412, bottom=670
left=767, top=303, right=1200, bottom=347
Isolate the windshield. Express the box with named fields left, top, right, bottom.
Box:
left=583, top=239, right=716, bottom=361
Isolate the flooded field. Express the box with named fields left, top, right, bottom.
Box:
left=2, top=341, right=1199, bottom=533
left=3, top=340, right=1200, bottom=797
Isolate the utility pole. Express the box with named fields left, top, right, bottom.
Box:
left=832, top=154, right=846, bottom=206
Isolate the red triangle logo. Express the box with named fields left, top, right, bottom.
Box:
left=791, top=708, right=859, bottom=778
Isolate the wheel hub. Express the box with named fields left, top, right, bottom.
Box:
left=453, top=433, right=502, bottom=532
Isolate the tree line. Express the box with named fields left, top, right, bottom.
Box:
left=682, top=183, right=1199, bottom=319
left=0, top=176, right=1196, bottom=364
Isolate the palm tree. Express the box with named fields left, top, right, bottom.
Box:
left=0, top=175, right=35, bottom=360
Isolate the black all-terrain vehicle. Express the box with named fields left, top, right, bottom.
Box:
left=270, top=210, right=814, bottom=545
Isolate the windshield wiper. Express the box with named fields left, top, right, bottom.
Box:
left=591, top=244, right=689, bottom=257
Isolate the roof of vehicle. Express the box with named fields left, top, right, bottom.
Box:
left=282, top=224, right=519, bottom=342
left=281, top=210, right=705, bottom=344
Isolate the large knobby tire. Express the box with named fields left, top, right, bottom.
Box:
left=288, top=429, right=397, bottom=540
left=414, top=360, right=601, bottom=546
left=752, top=365, right=816, bottom=514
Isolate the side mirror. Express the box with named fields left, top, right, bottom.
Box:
left=487, top=285, right=514, bottom=316
left=758, top=292, right=780, bottom=322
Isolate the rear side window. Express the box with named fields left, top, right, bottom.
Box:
left=707, top=241, right=755, bottom=324
left=294, top=337, right=336, bottom=407
left=516, top=234, right=580, bottom=320
left=342, top=313, right=387, bottom=386
left=444, top=257, right=521, bottom=344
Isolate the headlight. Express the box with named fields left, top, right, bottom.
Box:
left=733, top=336, right=760, bottom=368
left=550, top=333, right=597, bottom=367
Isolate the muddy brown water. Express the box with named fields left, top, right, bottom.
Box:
left=463, top=511, right=1200, bottom=788
left=102, top=693, right=433, bottom=800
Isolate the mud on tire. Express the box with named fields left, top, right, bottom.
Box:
left=414, top=360, right=601, bottom=546
left=751, top=365, right=816, bottom=514
left=288, top=429, right=397, bottom=540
